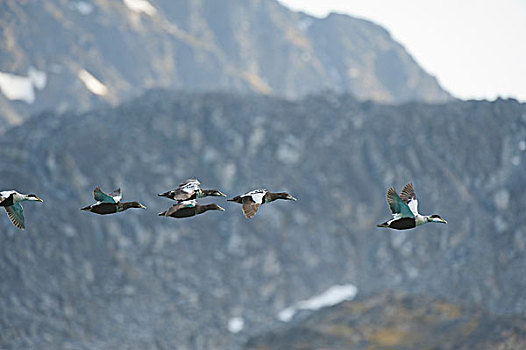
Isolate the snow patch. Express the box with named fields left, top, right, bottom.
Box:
left=494, top=189, right=510, bottom=210
left=78, top=69, right=108, bottom=96
left=227, top=317, right=244, bottom=334
left=278, top=284, right=358, bottom=322
left=28, top=67, right=47, bottom=90
left=0, top=67, right=47, bottom=104
left=298, top=18, right=313, bottom=32
left=73, top=1, right=93, bottom=15
left=123, top=0, right=156, bottom=16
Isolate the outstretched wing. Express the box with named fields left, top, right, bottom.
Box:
left=241, top=196, right=261, bottom=218
left=165, top=180, right=201, bottom=201
left=386, top=187, right=414, bottom=219
left=5, top=203, right=25, bottom=229
left=164, top=200, right=197, bottom=216
left=93, top=187, right=117, bottom=203
left=399, top=182, right=419, bottom=216
left=179, top=178, right=200, bottom=187
left=109, top=188, right=122, bottom=203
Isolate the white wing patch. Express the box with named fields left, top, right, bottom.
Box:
left=407, top=198, right=419, bottom=216
left=181, top=181, right=200, bottom=194
left=243, top=189, right=267, bottom=204
left=0, top=190, right=16, bottom=198
left=110, top=189, right=122, bottom=203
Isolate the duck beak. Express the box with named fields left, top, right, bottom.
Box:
left=140, top=204, right=147, bottom=209
left=218, top=191, right=227, bottom=197
left=288, top=195, right=297, bottom=201
left=217, top=205, right=225, bottom=211
left=36, top=197, right=43, bottom=202
left=440, top=218, right=447, bottom=224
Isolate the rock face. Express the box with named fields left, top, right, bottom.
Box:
left=0, top=0, right=450, bottom=131
left=0, top=91, right=524, bottom=349
left=246, top=291, right=526, bottom=350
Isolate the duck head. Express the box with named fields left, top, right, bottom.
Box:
left=128, top=201, right=147, bottom=209
left=204, top=203, right=225, bottom=212
left=25, top=194, right=43, bottom=202
left=277, top=192, right=297, bottom=201
left=203, top=189, right=227, bottom=197
left=427, top=214, right=447, bottom=224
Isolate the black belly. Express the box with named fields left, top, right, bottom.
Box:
left=90, top=203, right=118, bottom=215
left=170, top=207, right=197, bottom=218
left=389, top=217, right=416, bottom=230
left=0, top=196, right=14, bottom=207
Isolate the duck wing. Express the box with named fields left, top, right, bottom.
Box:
left=242, top=189, right=267, bottom=203
left=241, top=196, right=261, bottom=218
left=164, top=200, right=197, bottom=216
left=0, top=191, right=15, bottom=207
left=174, top=181, right=201, bottom=200
left=5, top=203, right=25, bottom=229
left=179, top=178, right=200, bottom=187
left=109, top=188, right=122, bottom=203
left=399, top=182, right=419, bottom=216
left=386, top=187, right=414, bottom=219
left=93, top=187, right=117, bottom=203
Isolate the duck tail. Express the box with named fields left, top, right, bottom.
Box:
left=376, top=222, right=389, bottom=228
left=227, top=196, right=240, bottom=202
left=158, top=211, right=166, bottom=216
left=80, top=205, right=91, bottom=211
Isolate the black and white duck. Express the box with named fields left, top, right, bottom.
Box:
left=158, top=178, right=226, bottom=201
left=377, top=183, right=447, bottom=230
left=158, top=199, right=225, bottom=219
left=81, top=187, right=146, bottom=215
left=0, top=190, right=43, bottom=229
left=227, top=189, right=296, bottom=218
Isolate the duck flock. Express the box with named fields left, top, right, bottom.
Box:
left=1, top=179, right=446, bottom=230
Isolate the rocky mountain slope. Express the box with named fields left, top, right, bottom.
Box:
left=246, top=291, right=526, bottom=350
left=0, top=0, right=450, bottom=131
left=0, top=91, right=524, bottom=349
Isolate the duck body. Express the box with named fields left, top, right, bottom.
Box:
left=0, top=190, right=43, bottom=229
left=158, top=178, right=226, bottom=201
left=81, top=201, right=145, bottom=215
left=227, top=189, right=296, bottom=218
left=377, top=183, right=447, bottom=230
left=158, top=200, right=225, bottom=219
left=81, top=187, right=146, bottom=215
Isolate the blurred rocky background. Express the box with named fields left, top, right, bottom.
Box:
left=0, top=1, right=525, bottom=349
left=1, top=91, right=525, bottom=349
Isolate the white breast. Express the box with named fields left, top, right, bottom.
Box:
left=415, top=214, right=427, bottom=226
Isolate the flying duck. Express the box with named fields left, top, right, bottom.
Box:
left=81, top=187, right=146, bottom=215
left=0, top=190, right=43, bottom=229
left=158, top=200, right=225, bottom=219
left=377, top=183, right=447, bottom=230
left=158, top=178, right=226, bottom=201
left=227, top=189, right=296, bottom=218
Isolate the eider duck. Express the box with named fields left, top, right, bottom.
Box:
left=227, top=189, right=296, bottom=218
left=158, top=200, right=225, bottom=218
left=158, top=178, right=226, bottom=201
left=377, top=183, right=447, bottom=230
left=0, top=190, right=43, bottom=229
left=81, top=187, right=146, bottom=215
